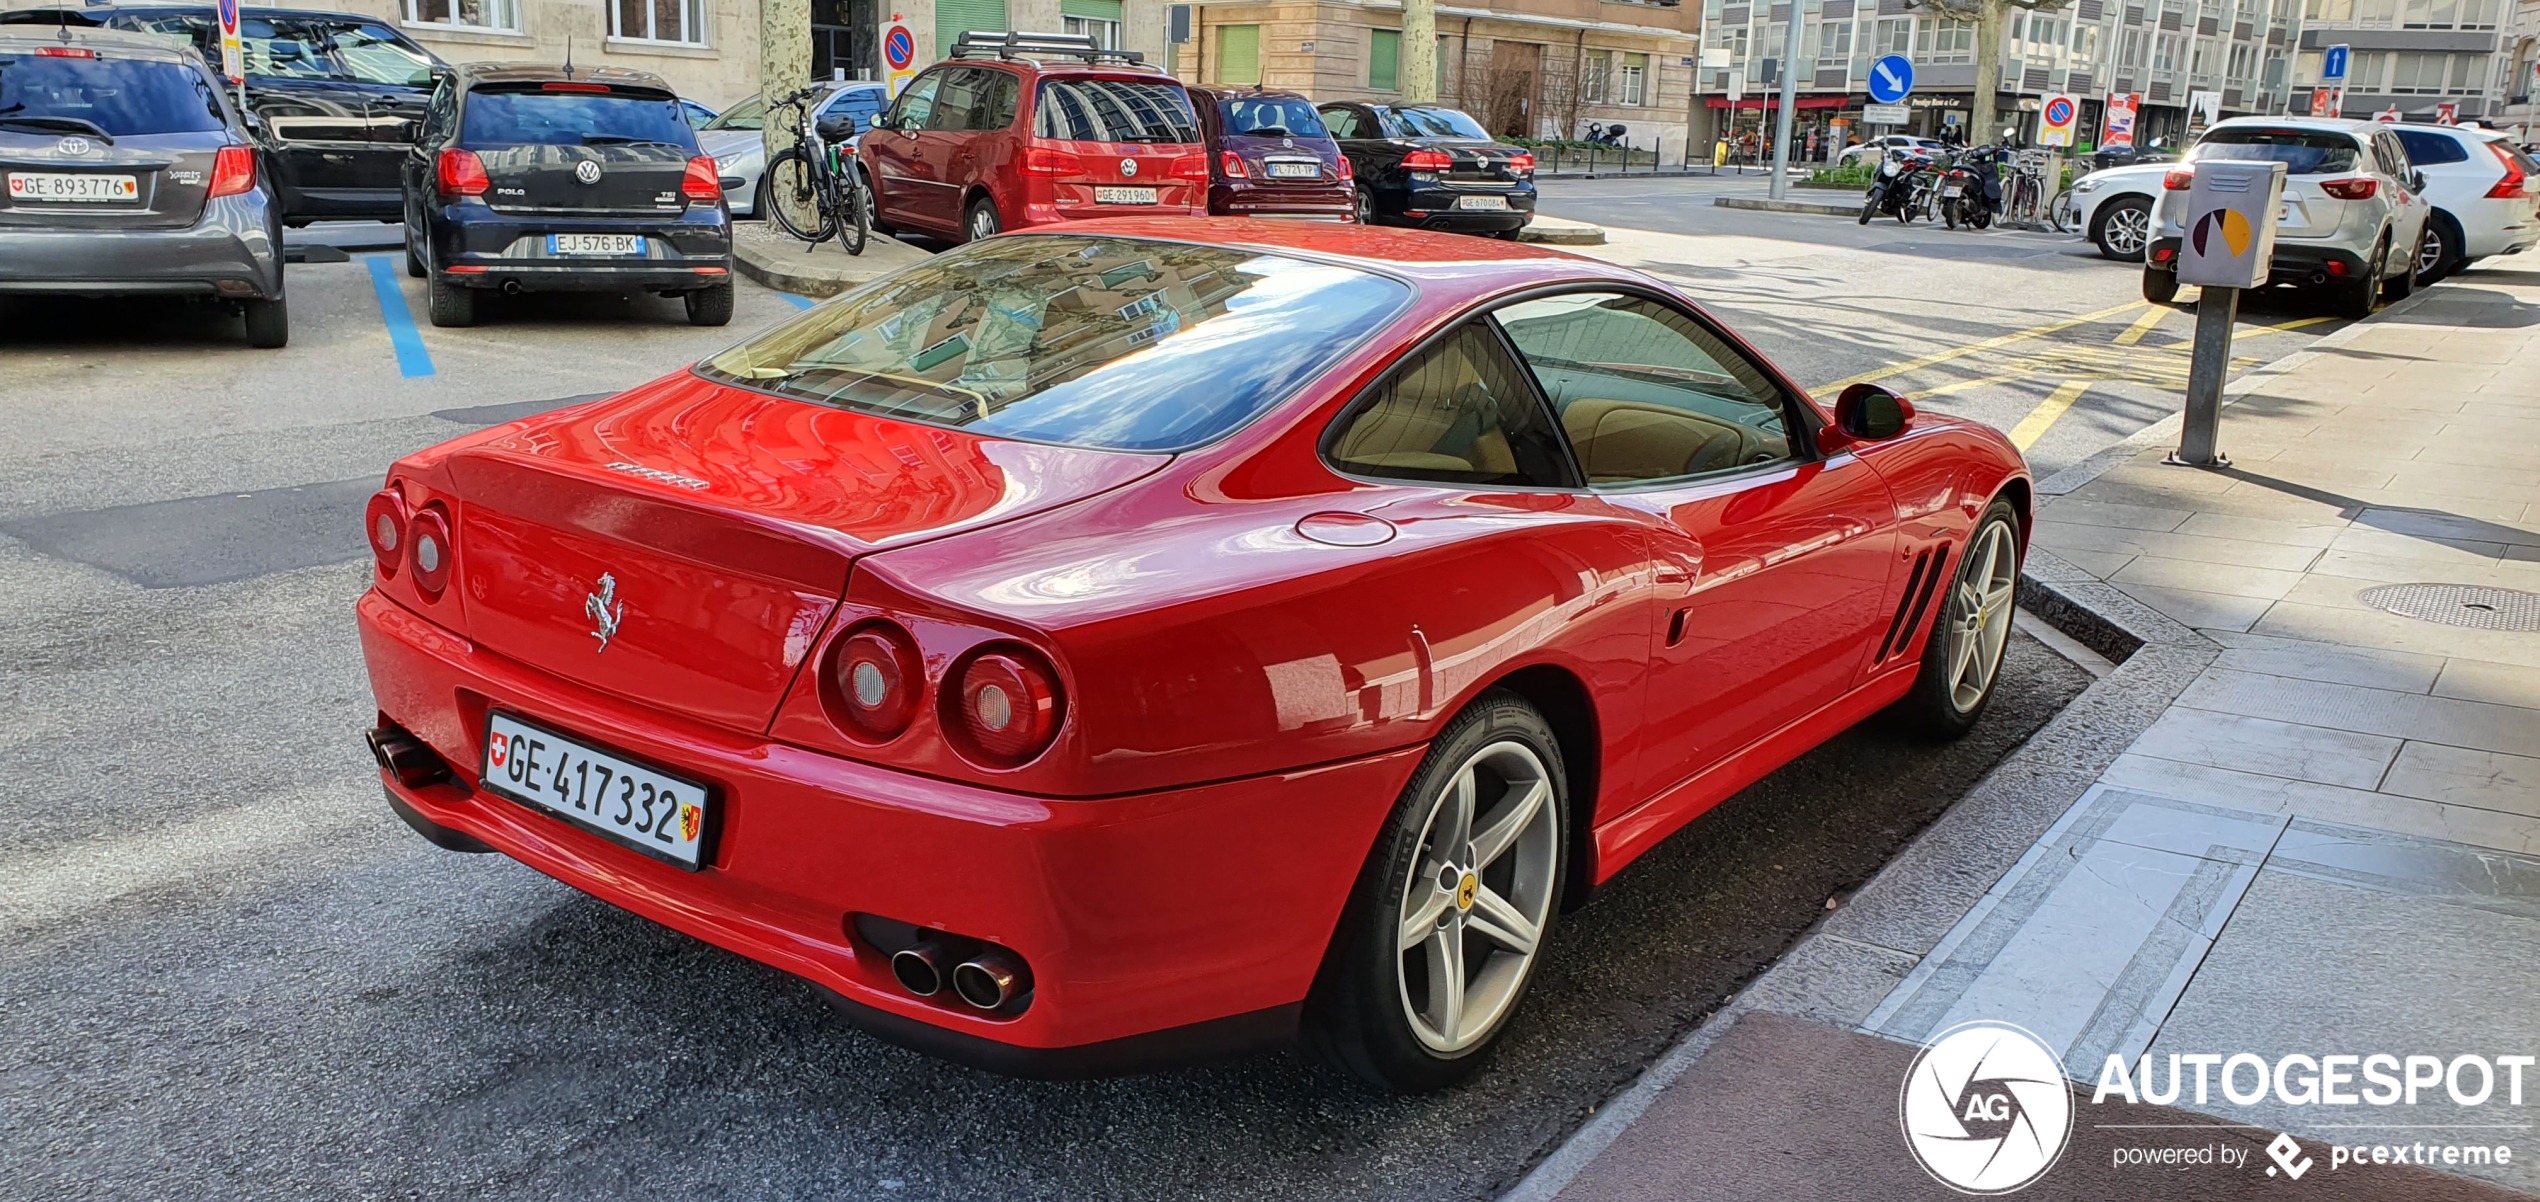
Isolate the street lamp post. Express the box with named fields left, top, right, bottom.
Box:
left=1768, top=2, right=1801, bottom=199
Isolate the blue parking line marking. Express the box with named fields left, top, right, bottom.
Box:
left=364, top=256, right=436, bottom=378
left=779, top=292, right=814, bottom=310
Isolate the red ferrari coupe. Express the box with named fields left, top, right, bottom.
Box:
left=358, top=219, right=2029, bottom=1091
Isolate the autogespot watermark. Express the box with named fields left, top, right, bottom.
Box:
left=1900, top=1026, right=2535, bottom=1194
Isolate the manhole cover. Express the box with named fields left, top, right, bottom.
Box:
left=2356, top=584, right=2540, bottom=632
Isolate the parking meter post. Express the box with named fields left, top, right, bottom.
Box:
left=2165, top=158, right=2285, bottom=469
left=2173, top=286, right=2239, bottom=467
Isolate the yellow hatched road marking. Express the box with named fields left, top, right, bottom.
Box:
left=2111, top=305, right=2169, bottom=347
left=1815, top=300, right=2151, bottom=393
left=2009, top=380, right=2092, bottom=450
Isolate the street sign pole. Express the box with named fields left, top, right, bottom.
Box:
left=1767, top=1, right=1801, bottom=200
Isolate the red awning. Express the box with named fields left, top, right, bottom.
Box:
left=1706, top=96, right=1854, bottom=110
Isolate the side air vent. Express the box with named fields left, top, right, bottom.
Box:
left=1876, top=543, right=1952, bottom=664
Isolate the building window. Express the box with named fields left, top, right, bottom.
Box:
left=1875, top=18, right=1910, bottom=57
left=1062, top=16, right=1120, bottom=47
left=610, top=0, right=705, bottom=44
left=1216, top=24, right=1260, bottom=85
left=1581, top=49, right=1611, bottom=104
left=406, top=0, right=519, bottom=33
left=1370, top=28, right=1400, bottom=90
left=1618, top=52, right=1648, bottom=105
left=1913, top=19, right=1974, bottom=65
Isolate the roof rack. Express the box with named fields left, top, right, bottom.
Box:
left=950, top=30, right=1154, bottom=70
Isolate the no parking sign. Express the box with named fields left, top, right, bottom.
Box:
left=882, top=16, right=916, bottom=97
left=2038, top=92, right=2078, bottom=148
left=216, top=0, right=243, bottom=83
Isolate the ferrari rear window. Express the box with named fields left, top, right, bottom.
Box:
left=698, top=234, right=1412, bottom=453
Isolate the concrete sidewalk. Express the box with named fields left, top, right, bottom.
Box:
left=1508, top=271, right=2540, bottom=1200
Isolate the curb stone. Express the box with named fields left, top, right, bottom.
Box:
left=1498, top=275, right=2445, bottom=1202
left=1712, top=196, right=1862, bottom=218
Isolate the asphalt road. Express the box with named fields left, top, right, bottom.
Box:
left=0, top=193, right=2137, bottom=1201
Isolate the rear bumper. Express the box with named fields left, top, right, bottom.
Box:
left=428, top=201, right=735, bottom=292
left=1372, top=182, right=1536, bottom=231
left=2148, top=236, right=2373, bottom=284
left=356, top=588, right=1416, bottom=1073
left=1208, top=182, right=1354, bottom=219
left=0, top=192, right=282, bottom=298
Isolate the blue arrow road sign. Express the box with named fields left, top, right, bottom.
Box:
left=1869, top=55, right=1915, bottom=104
left=2323, top=43, right=2350, bottom=81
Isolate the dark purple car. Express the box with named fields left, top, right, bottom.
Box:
left=1189, top=86, right=1353, bottom=221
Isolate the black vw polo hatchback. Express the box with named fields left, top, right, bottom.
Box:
left=401, top=63, right=734, bottom=328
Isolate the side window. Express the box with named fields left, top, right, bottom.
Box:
left=2396, top=130, right=2468, bottom=165
left=980, top=72, right=1019, bottom=130
left=888, top=71, right=941, bottom=130
left=423, top=79, right=456, bottom=143
left=1320, top=105, right=1358, bottom=139
left=1327, top=324, right=1577, bottom=487
left=926, top=67, right=991, bottom=132
left=1495, top=292, right=1796, bottom=486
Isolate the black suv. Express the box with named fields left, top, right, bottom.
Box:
left=1, top=5, right=441, bottom=222
left=1315, top=103, right=1535, bottom=238
left=401, top=63, right=734, bottom=328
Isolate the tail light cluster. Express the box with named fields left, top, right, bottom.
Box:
left=1169, top=153, right=1210, bottom=182
left=1403, top=149, right=1453, bottom=173
left=680, top=155, right=723, bottom=203
left=437, top=148, right=490, bottom=199
left=1337, top=155, right=1354, bottom=182
left=208, top=146, right=256, bottom=199
left=1022, top=144, right=1082, bottom=175
left=2485, top=141, right=2528, bottom=199
left=1219, top=150, right=1247, bottom=180
left=2163, top=168, right=2194, bottom=191
left=820, top=622, right=1065, bottom=766
left=1507, top=152, right=1536, bottom=177
left=366, top=486, right=454, bottom=599
left=2318, top=177, right=2379, bottom=200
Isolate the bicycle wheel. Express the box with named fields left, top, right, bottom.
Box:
left=833, top=172, right=870, bottom=255
left=765, top=148, right=834, bottom=245
left=2047, top=188, right=2079, bottom=233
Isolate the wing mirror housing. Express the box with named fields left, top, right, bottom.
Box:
left=2409, top=168, right=2428, bottom=193
left=1834, top=382, right=1915, bottom=441
left=869, top=112, right=885, bottom=129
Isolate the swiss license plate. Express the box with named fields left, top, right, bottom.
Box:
left=1266, top=160, right=1320, bottom=179
left=548, top=233, right=645, bottom=255
left=1455, top=194, right=1510, bottom=211
left=1943, top=184, right=1965, bottom=197
left=8, top=172, right=138, bottom=203
left=1094, top=186, right=1157, bottom=205
left=481, top=711, right=712, bottom=869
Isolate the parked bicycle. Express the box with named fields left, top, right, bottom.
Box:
left=763, top=84, right=870, bottom=255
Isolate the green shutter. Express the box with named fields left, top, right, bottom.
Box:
left=1370, top=29, right=1400, bottom=91
left=1060, top=0, right=1122, bottom=20
left=935, top=0, right=1007, bottom=64
left=1218, top=24, right=1260, bottom=85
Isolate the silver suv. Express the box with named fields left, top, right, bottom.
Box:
left=2143, top=116, right=2433, bottom=319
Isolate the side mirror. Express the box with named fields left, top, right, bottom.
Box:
left=869, top=112, right=884, bottom=129
left=2410, top=169, right=2428, bottom=193
left=1835, top=383, right=1915, bottom=441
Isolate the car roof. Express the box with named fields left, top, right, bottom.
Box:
left=0, top=22, right=202, bottom=61
left=455, top=61, right=674, bottom=92
left=1027, top=217, right=1637, bottom=300
left=2206, top=115, right=2380, bottom=141
left=1190, top=84, right=1312, bottom=102
left=2393, top=121, right=2504, bottom=142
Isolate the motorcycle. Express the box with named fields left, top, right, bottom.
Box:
left=1857, top=148, right=1934, bottom=225
left=1937, top=144, right=2006, bottom=230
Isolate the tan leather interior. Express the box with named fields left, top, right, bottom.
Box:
left=1561, top=397, right=1771, bottom=483
left=1332, top=348, right=1519, bottom=475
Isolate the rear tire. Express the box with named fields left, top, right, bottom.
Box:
left=2335, top=238, right=2386, bottom=320
left=765, top=148, right=834, bottom=244
left=1304, top=690, right=1566, bottom=1093
left=1890, top=500, right=2022, bottom=740
left=1354, top=185, right=1375, bottom=225
left=834, top=176, right=870, bottom=255
left=426, top=274, right=477, bottom=328
left=2417, top=214, right=2460, bottom=285
left=2142, top=267, right=2180, bottom=305
left=242, top=293, right=288, bottom=348
left=963, top=195, right=1001, bottom=243
left=1943, top=196, right=1960, bottom=230
left=684, top=281, right=734, bottom=327
left=404, top=230, right=425, bottom=279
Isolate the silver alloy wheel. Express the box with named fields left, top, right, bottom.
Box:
left=2418, top=223, right=2445, bottom=278
left=2102, top=201, right=2150, bottom=257
left=968, top=204, right=997, bottom=241
left=1944, top=521, right=2020, bottom=713
left=1395, top=739, right=1559, bottom=1054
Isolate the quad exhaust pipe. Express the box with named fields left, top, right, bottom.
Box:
left=890, top=941, right=954, bottom=997
left=952, top=947, right=1029, bottom=1011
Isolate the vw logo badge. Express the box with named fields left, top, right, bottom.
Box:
left=1120, top=157, right=1137, bottom=178
left=574, top=160, right=603, bottom=185
left=57, top=136, right=91, bottom=156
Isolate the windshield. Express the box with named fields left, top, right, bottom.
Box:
left=129, top=15, right=435, bottom=86
left=1032, top=79, right=1198, bottom=144
left=1381, top=107, right=1489, bottom=139
left=2190, top=128, right=2359, bottom=175
left=0, top=52, right=223, bottom=137
left=702, top=93, right=763, bottom=131
left=1219, top=96, right=1326, bottom=139
left=461, top=89, right=699, bottom=149
left=698, top=235, right=1413, bottom=452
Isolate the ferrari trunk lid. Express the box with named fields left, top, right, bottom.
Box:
left=441, top=374, right=1166, bottom=734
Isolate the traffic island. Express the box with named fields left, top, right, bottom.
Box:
left=1521, top=215, right=1606, bottom=246
left=732, top=220, right=933, bottom=298
left=1713, top=196, right=1865, bottom=218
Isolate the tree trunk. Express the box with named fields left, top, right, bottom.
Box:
left=761, top=0, right=811, bottom=228
left=1970, top=0, right=2004, bottom=146
left=1403, top=0, right=1438, bottom=103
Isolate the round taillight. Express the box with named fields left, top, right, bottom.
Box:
left=409, top=506, right=453, bottom=597
left=948, top=648, right=1063, bottom=765
left=364, top=488, right=408, bottom=576
left=829, top=622, right=923, bottom=741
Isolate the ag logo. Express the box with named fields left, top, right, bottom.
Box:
left=1900, top=1021, right=2073, bottom=1194
left=2191, top=207, right=2254, bottom=257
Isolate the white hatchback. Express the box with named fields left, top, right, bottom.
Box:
left=2144, top=117, right=2433, bottom=319
left=2391, top=123, right=2540, bottom=281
